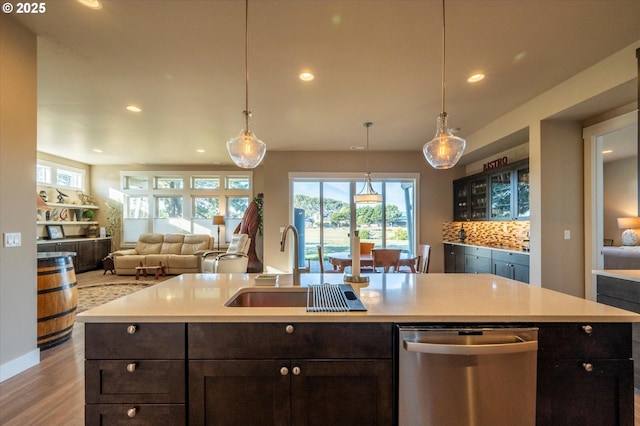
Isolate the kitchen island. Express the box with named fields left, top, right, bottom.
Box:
left=78, top=273, right=640, bottom=425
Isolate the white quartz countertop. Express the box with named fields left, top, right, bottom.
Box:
left=76, top=273, right=640, bottom=323
left=443, top=241, right=530, bottom=255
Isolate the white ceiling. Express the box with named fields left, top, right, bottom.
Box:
left=13, top=0, right=640, bottom=166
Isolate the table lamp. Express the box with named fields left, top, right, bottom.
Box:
left=617, top=217, right=640, bottom=246
left=213, top=216, right=225, bottom=251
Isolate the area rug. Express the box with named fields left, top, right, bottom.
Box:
left=77, top=283, right=153, bottom=313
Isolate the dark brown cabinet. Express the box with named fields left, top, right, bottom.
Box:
left=188, top=323, right=393, bottom=426
left=492, top=250, right=530, bottom=283
left=84, top=323, right=186, bottom=426
left=453, top=159, right=529, bottom=221
left=535, top=323, right=633, bottom=426
left=464, top=246, right=492, bottom=274
left=37, top=237, right=110, bottom=273
left=444, top=243, right=465, bottom=273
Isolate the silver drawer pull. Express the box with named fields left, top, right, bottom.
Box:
left=126, top=363, right=136, bottom=373
left=126, top=325, right=137, bottom=335
left=583, top=362, right=594, bottom=372
left=292, top=366, right=301, bottom=376
left=280, top=367, right=289, bottom=376
left=127, top=407, right=137, bottom=418
left=582, top=325, right=593, bottom=335
left=285, top=324, right=294, bottom=334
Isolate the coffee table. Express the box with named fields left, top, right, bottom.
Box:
left=135, top=262, right=166, bottom=280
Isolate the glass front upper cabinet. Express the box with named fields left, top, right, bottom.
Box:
left=490, top=171, right=512, bottom=220
left=516, top=167, right=530, bottom=218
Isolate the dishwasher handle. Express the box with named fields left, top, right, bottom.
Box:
left=403, top=338, right=538, bottom=356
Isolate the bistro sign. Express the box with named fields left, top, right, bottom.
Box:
left=483, top=156, right=508, bottom=171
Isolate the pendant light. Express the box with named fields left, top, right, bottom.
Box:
left=354, top=122, right=383, bottom=204
left=423, top=0, right=466, bottom=169
left=226, top=0, right=266, bottom=169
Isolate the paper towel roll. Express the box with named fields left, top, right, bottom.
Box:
left=351, top=234, right=360, bottom=277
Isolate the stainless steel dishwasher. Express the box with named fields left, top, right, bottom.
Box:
left=398, top=326, right=538, bottom=426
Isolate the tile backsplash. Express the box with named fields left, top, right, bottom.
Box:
left=443, top=221, right=530, bottom=250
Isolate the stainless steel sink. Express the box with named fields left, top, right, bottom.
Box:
left=224, top=287, right=308, bottom=307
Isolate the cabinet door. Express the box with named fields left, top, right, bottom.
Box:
left=77, top=240, right=100, bottom=272
left=492, top=260, right=513, bottom=279
left=536, top=359, right=633, bottom=426
left=469, top=177, right=488, bottom=220
left=490, top=171, right=513, bottom=220
left=513, top=263, right=529, bottom=283
left=444, top=244, right=465, bottom=273
left=516, top=166, right=530, bottom=219
left=453, top=180, right=469, bottom=221
left=291, top=360, right=392, bottom=426
left=188, top=360, right=290, bottom=426
left=465, top=254, right=491, bottom=273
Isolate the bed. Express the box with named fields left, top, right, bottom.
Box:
left=603, top=246, right=640, bottom=269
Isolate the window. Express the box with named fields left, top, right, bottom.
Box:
left=120, top=171, right=253, bottom=244
left=36, top=160, right=85, bottom=190
left=291, top=173, right=417, bottom=272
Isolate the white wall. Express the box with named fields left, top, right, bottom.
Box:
left=0, top=16, right=39, bottom=381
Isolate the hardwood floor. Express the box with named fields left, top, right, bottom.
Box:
left=1, top=321, right=640, bottom=425
left=0, top=323, right=85, bottom=426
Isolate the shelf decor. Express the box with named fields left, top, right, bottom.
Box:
left=46, top=224, right=66, bottom=240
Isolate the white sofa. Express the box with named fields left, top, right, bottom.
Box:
left=202, top=234, right=250, bottom=273
left=112, top=233, right=213, bottom=275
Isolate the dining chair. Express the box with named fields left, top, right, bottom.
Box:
left=416, top=244, right=431, bottom=273
left=371, top=249, right=402, bottom=273
left=317, top=245, right=342, bottom=273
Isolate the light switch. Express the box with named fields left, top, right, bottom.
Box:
left=3, top=232, right=22, bottom=247
left=564, top=230, right=571, bottom=240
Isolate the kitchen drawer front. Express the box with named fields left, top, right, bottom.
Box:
left=85, top=403, right=185, bottom=426
left=597, top=276, right=640, bottom=312
left=464, top=246, right=491, bottom=258
left=85, top=323, right=185, bottom=360
left=537, top=323, right=631, bottom=359
left=188, top=322, right=393, bottom=359
left=491, top=250, right=529, bottom=265
left=85, top=360, right=185, bottom=403
left=464, top=254, right=491, bottom=273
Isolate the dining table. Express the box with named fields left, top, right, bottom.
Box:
left=327, top=251, right=418, bottom=273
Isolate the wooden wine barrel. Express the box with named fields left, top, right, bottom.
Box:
left=37, top=252, right=78, bottom=349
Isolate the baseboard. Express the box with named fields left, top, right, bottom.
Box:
left=0, top=348, right=40, bottom=382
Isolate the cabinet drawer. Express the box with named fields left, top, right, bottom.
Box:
left=464, top=246, right=491, bottom=258
left=188, top=323, right=393, bottom=359
left=491, top=250, right=529, bottom=265
left=537, top=323, right=631, bottom=359
left=85, top=323, right=185, bottom=359
left=85, top=403, right=185, bottom=426
left=465, top=254, right=491, bottom=273
left=86, top=360, right=185, bottom=403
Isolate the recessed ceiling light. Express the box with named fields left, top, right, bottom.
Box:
left=77, top=0, right=102, bottom=10
left=126, top=105, right=142, bottom=112
left=197, top=149, right=205, bottom=153
left=350, top=146, right=365, bottom=150
left=467, top=73, right=485, bottom=83
left=299, top=72, right=314, bottom=82
left=602, top=150, right=613, bottom=154
left=93, top=148, right=103, bottom=153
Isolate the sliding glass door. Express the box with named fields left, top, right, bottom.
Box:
left=292, top=175, right=416, bottom=272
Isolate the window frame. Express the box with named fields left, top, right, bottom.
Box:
left=36, top=160, right=86, bottom=191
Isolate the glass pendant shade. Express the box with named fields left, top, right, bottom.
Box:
left=227, top=129, right=266, bottom=169
left=354, top=172, right=383, bottom=204
left=422, top=112, right=466, bottom=169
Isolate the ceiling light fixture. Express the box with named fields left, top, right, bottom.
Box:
left=467, top=73, right=485, bottom=83
left=354, top=122, right=382, bottom=205
left=299, top=72, right=314, bottom=81
left=77, top=0, right=102, bottom=10
left=423, top=0, right=467, bottom=170
left=126, top=105, right=141, bottom=112
left=226, top=0, right=266, bottom=169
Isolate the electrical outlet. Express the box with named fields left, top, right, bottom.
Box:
left=3, top=232, right=22, bottom=247
left=564, top=230, right=571, bottom=240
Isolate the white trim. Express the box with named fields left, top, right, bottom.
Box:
left=583, top=110, right=638, bottom=301
left=0, top=349, right=39, bottom=382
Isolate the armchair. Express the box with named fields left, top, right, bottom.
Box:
left=202, top=234, right=251, bottom=273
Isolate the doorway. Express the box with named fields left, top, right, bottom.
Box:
left=583, top=110, right=638, bottom=300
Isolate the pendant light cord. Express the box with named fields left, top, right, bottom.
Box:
left=441, top=0, right=446, bottom=114
left=364, top=122, right=372, bottom=172
left=244, top=0, right=250, bottom=131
